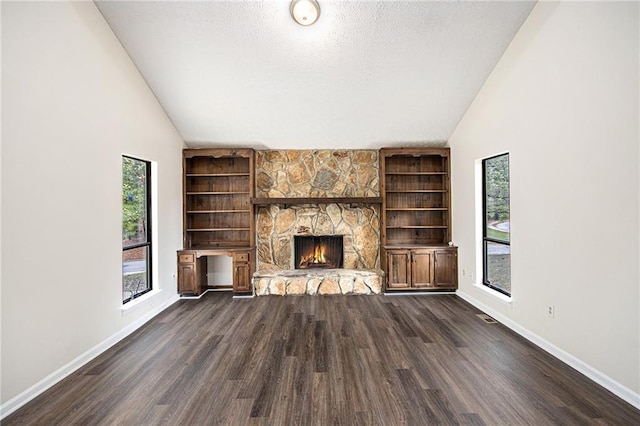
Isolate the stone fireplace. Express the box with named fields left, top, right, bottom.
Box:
left=252, top=150, right=384, bottom=296
left=256, top=204, right=380, bottom=271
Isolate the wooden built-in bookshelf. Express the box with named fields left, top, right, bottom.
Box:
left=183, top=149, right=255, bottom=248
left=178, top=148, right=255, bottom=295
left=381, top=148, right=451, bottom=246
left=380, top=147, right=457, bottom=291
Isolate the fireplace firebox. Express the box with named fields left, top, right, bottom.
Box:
left=294, top=235, right=344, bottom=269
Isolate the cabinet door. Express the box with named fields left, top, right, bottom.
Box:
left=411, top=251, right=433, bottom=288
left=433, top=249, right=457, bottom=289
left=233, top=262, right=251, bottom=293
left=178, top=264, right=196, bottom=294
left=387, top=251, right=411, bottom=289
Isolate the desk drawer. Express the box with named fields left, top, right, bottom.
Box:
left=233, top=252, right=249, bottom=262
left=179, top=254, right=194, bottom=264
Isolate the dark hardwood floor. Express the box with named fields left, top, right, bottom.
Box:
left=5, top=293, right=640, bottom=425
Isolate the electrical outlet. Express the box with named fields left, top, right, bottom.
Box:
left=547, top=305, right=555, bottom=318
left=462, top=268, right=466, bottom=277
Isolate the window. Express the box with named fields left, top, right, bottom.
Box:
left=482, top=153, right=511, bottom=296
left=122, top=156, right=152, bottom=303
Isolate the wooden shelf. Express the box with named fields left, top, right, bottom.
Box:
left=386, top=208, right=448, bottom=211
left=186, top=173, right=250, bottom=177
left=187, top=191, right=251, bottom=195
left=386, top=225, right=448, bottom=229
left=381, top=147, right=452, bottom=248
left=385, top=172, right=448, bottom=175
left=187, top=210, right=250, bottom=214
left=183, top=148, right=255, bottom=250
left=385, top=244, right=456, bottom=249
left=385, top=189, right=447, bottom=193
left=251, top=197, right=382, bottom=206
left=187, top=228, right=250, bottom=232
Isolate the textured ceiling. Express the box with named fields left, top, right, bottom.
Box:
left=95, top=0, right=536, bottom=149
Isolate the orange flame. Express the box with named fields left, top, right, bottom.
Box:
left=300, top=243, right=327, bottom=267
left=314, top=244, right=325, bottom=263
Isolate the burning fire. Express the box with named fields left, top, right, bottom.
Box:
left=300, top=244, right=328, bottom=268
left=313, top=244, right=325, bottom=264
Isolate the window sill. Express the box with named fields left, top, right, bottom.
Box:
left=121, top=289, right=162, bottom=315
left=472, top=282, right=513, bottom=305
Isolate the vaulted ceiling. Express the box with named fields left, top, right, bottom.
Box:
left=95, top=0, right=536, bottom=149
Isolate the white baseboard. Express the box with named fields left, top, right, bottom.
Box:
left=0, top=294, right=180, bottom=420
left=384, top=291, right=456, bottom=296
left=457, top=290, right=640, bottom=410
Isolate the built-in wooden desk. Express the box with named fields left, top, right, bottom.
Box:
left=177, top=247, right=255, bottom=295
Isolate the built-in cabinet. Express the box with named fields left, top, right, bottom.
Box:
left=232, top=251, right=252, bottom=293
left=380, top=147, right=458, bottom=291
left=386, top=247, right=457, bottom=290
left=178, top=149, right=255, bottom=295
left=177, top=248, right=254, bottom=295
left=177, top=252, right=205, bottom=295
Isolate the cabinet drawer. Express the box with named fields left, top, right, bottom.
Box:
left=233, top=252, right=249, bottom=262
left=179, top=254, right=194, bottom=264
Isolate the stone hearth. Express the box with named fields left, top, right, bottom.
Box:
left=254, top=269, right=383, bottom=296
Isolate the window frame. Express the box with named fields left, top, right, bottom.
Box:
left=122, top=155, right=152, bottom=304
left=482, top=153, right=511, bottom=297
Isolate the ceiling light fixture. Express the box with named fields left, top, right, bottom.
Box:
left=290, top=0, right=320, bottom=26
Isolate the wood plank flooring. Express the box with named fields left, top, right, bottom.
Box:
left=5, top=293, right=640, bottom=425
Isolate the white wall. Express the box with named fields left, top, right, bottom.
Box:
left=207, top=256, right=233, bottom=286
left=450, top=0, right=639, bottom=400
left=0, top=0, right=4, bottom=408
left=1, top=1, right=184, bottom=408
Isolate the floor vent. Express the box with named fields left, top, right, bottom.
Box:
left=476, top=313, right=498, bottom=324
